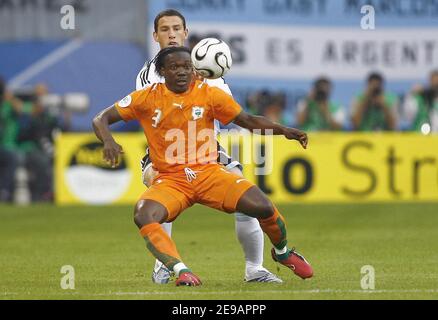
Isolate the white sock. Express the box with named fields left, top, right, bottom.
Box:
left=235, top=212, right=265, bottom=277
left=274, top=246, right=288, bottom=256
left=173, top=263, right=189, bottom=276
left=153, top=222, right=173, bottom=272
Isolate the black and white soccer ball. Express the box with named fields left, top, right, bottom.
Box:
left=191, top=38, right=233, bottom=79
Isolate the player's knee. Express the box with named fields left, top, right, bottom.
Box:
left=237, top=187, right=275, bottom=219
left=256, top=198, right=275, bottom=219
left=133, top=200, right=167, bottom=228
left=133, top=205, right=149, bottom=228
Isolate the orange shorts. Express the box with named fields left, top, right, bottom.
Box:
left=139, top=164, right=254, bottom=222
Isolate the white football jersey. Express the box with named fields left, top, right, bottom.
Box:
left=136, top=58, right=233, bottom=135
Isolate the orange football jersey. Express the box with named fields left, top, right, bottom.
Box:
left=115, top=80, right=242, bottom=173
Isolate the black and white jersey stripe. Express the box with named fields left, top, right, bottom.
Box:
left=138, top=60, right=154, bottom=89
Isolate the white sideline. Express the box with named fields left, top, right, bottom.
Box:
left=3, top=289, right=438, bottom=297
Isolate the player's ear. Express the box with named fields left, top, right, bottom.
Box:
left=159, top=67, right=165, bottom=77
left=184, top=28, right=189, bottom=41
left=153, top=32, right=159, bottom=43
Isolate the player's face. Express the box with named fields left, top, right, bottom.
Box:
left=161, top=52, right=193, bottom=94
left=153, top=16, right=188, bottom=49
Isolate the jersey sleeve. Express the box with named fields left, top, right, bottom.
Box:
left=210, top=87, right=242, bottom=125
left=136, top=62, right=151, bottom=90
left=114, top=90, right=146, bottom=121
left=205, top=78, right=232, bottom=96
left=136, top=65, right=149, bottom=91
left=136, top=59, right=161, bottom=90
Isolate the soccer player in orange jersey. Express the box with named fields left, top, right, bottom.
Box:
left=92, top=47, right=313, bottom=286
left=139, top=9, right=281, bottom=284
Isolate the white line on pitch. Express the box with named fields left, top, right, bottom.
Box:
left=90, top=289, right=438, bottom=296
left=3, top=289, right=438, bottom=297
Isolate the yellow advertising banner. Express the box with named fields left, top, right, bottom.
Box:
left=55, top=133, right=146, bottom=205
left=55, top=133, right=438, bottom=205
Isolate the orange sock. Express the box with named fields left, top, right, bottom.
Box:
left=140, top=223, right=182, bottom=270
left=258, top=206, right=288, bottom=250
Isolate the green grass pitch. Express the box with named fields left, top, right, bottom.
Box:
left=1, top=203, right=438, bottom=300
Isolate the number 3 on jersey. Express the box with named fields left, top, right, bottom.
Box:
left=152, top=109, right=162, bottom=128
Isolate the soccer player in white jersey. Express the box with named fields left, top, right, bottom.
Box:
left=137, top=9, right=282, bottom=284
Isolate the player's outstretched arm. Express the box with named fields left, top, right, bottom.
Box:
left=233, top=111, right=308, bottom=149
left=92, top=105, right=125, bottom=168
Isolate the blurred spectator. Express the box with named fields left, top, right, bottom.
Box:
left=246, top=90, right=271, bottom=115
left=1, top=81, right=77, bottom=203
left=351, top=72, right=399, bottom=131
left=245, top=90, right=287, bottom=123
left=0, top=77, right=21, bottom=202
left=15, top=83, right=59, bottom=202
left=261, top=92, right=286, bottom=124
left=0, top=148, right=17, bottom=202
left=296, top=77, right=344, bottom=131
left=403, top=70, right=438, bottom=133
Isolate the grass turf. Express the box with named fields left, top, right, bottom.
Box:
left=1, top=203, right=438, bottom=300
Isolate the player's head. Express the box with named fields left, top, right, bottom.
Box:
left=153, top=9, right=188, bottom=49
left=155, top=46, right=193, bottom=94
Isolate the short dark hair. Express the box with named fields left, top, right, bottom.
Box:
left=154, top=9, right=187, bottom=32
left=367, top=72, right=384, bottom=83
left=154, top=46, right=191, bottom=75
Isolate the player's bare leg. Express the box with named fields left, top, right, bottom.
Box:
left=228, top=167, right=282, bottom=283
left=236, top=187, right=313, bottom=280
left=134, top=199, right=201, bottom=286
left=142, top=159, right=281, bottom=283
left=141, top=161, right=175, bottom=284
left=150, top=223, right=173, bottom=283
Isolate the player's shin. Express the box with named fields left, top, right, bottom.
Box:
left=257, top=207, right=289, bottom=258
left=258, top=207, right=313, bottom=279
left=152, top=222, right=174, bottom=277
left=139, top=223, right=188, bottom=275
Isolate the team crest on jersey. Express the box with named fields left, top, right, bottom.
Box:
left=119, top=95, right=132, bottom=108
left=192, top=106, right=205, bottom=121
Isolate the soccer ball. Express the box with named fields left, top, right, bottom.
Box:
left=191, top=38, right=233, bottom=79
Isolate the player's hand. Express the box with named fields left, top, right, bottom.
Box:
left=283, top=128, right=308, bottom=149
left=103, top=139, right=124, bottom=168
